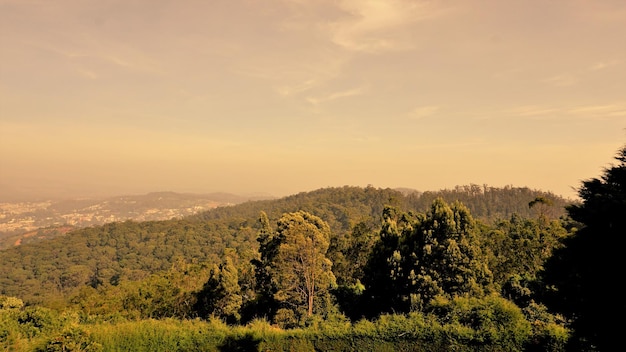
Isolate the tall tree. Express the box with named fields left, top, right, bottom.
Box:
left=270, top=211, right=336, bottom=319
left=195, top=254, right=242, bottom=324
left=248, top=211, right=279, bottom=320
left=401, top=198, right=494, bottom=310
left=484, top=214, right=568, bottom=292
left=541, top=145, right=626, bottom=351
left=361, top=205, right=412, bottom=316
left=364, top=199, right=494, bottom=316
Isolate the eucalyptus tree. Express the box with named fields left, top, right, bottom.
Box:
left=252, top=211, right=336, bottom=324
left=271, top=211, right=336, bottom=318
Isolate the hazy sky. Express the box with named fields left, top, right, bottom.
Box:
left=1, top=0, right=625, bottom=201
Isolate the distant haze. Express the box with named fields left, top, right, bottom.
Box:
left=1, top=0, right=625, bottom=202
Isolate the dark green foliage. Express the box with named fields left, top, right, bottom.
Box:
left=521, top=302, right=569, bottom=352
left=218, top=332, right=261, bottom=352
left=541, top=145, right=626, bottom=352
left=328, top=221, right=378, bottom=286
left=482, top=215, right=568, bottom=296
left=360, top=205, right=408, bottom=317
left=253, top=211, right=336, bottom=324
left=401, top=199, right=494, bottom=308
left=363, top=199, right=495, bottom=316
left=195, top=256, right=243, bottom=324
left=405, top=184, right=569, bottom=222
left=248, top=211, right=279, bottom=321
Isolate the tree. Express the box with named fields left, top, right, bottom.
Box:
left=528, top=196, right=554, bottom=221
left=541, top=144, right=626, bottom=351
left=363, top=199, right=494, bottom=316
left=195, top=254, right=242, bottom=324
left=269, top=211, right=336, bottom=320
left=401, top=198, right=494, bottom=311
left=361, top=205, right=411, bottom=316
left=483, top=214, right=568, bottom=298
left=249, top=211, right=279, bottom=320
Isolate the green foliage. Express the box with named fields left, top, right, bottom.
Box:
left=70, top=263, right=206, bottom=320
left=424, top=295, right=537, bottom=350
left=1, top=307, right=568, bottom=352
left=35, top=326, right=102, bottom=352
left=364, top=199, right=494, bottom=316
left=406, top=184, right=569, bottom=222
left=329, top=221, right=378, bottom=286
left=0, top=295, right=24, bottom=310
left=360, top=205, right=408, bottom=316
left=407, top=199, right=494, bottom=305
left=482, top=214, right=568, bottom=303
left=255, top=211, right=336, bottom=324
left=521, top=302, right=569, bottom=352
left=195, top=255, right=243, bottom=324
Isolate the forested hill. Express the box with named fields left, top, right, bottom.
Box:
left=0, top=184, right=571, bottom=304
left=192, top=184, right=571, bottom=226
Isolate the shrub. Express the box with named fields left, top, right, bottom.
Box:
left=0, top=295, right=24, bottom=310
left=35, top=326, right=103, bottom=352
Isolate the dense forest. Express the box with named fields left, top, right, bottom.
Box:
left=1, top=144, right=624, bottom=351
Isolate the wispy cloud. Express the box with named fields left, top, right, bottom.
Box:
left=507, top=106, right=561, bottom=117
left=76, top=68, right=98, bottom=79
left=263, top=54, right=350, bottom=97
left=568, top=104, right=626, bottom=117
left=328, top=0, right=452, bottom=53
left=19, top=36, right=164, bottom=77
left=408, top=105, right=440, bottom=119
left=589, top=59, right=621, bottom=71
left=500, top=103, right=626, bottom=120
left=543, top=74, right=578, bottom=87
left=306, top=86, right=367, bottom=105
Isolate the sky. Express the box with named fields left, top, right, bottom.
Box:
left=1, top=0, right=625, bottom=201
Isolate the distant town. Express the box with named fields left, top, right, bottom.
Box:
left=0, top=192, right=268, bottom=247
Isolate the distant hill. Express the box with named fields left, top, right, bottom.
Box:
left=0, top=191, right=275, bottom=250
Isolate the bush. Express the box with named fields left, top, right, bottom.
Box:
left=35, top=326, right=103, bottom=352
left=0, top=295, right=24, bottom=310
left=422, top=295, right=538, bottom=350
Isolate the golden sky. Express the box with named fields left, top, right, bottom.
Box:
left=1, top=0, right=625, bottom=200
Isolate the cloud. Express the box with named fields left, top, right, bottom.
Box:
left=77, top=68, right=98, bottom=79
left=507, top=106, right=561, bottom=117
left=568, top=104, right=626, bottom=118
left=500, top=103, right=626, bottom=121
left=20, top=37, right=164, bottom=76
left=306, top=86, right=367, bottom=105
left=328, top=0, right=452, bottom=53
left=409, top=105, right=440, bottom=119
left=590, top=59, right=621, bottom=71
left=543, top=74, right=578, bottom=87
